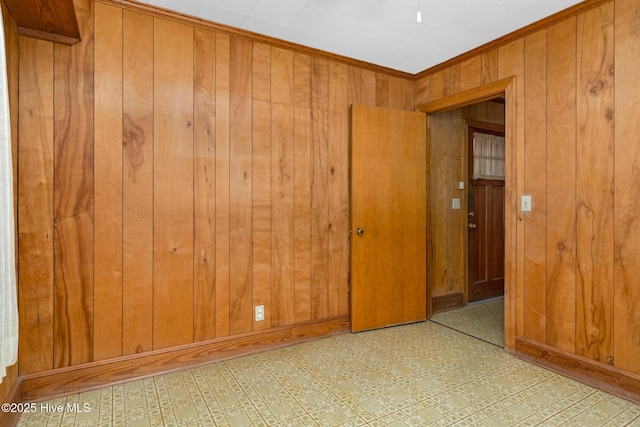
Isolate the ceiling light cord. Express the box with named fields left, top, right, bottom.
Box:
left=417, top=0, right=422, bottom=23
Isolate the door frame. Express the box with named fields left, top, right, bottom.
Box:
left=417, top=77, right=518, bottom=353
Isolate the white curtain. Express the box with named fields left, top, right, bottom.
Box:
left=472, top=132, right=505, bottom=180
left=0, top=13, right=18, bottom=382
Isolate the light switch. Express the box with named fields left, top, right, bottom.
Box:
left=452, top=198, right=461, bottom=209
left=459, top=181, right=465, bottom=190
left=521, top=195, right=532, bottom=212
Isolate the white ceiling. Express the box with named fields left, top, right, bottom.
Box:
left=141, top=0, right=583, bottom=74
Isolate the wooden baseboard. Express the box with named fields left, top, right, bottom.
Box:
left=0, top=376, right=22, bottom=427
left=21, top=316, right=350, bottom=402
left=432, top=293, right=464, bottom=313
left=516, top=336, right=640, bottom=404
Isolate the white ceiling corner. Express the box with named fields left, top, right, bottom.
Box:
left=143, top=0, right=584, bottom=74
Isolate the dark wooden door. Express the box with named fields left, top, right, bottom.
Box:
left=350, top=105, right=427, bottom=332
left=468, top=126, right=505, bottom=302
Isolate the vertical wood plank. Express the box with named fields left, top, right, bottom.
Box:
left=228, top=37, right=253, bottom=335
left=329, top=61, right=348, bottom=113
left=431, top=111, right=446, bottom=298
left=294, top=53, right=312, bottom=323
left=523, top=30, right=547, bottom=343
left=122, top=9, right=153, bottom=355
left=272, top=47, right=295, bottom=326
left=52, top=0, right=94, bottom=368
left=347, top=66, right=375, bottom=107
left=294, top=53, right=311, bottom=110
left=443, top=64, right=460, bottom=97
left=387, top=76, right=403, bottom=110
left=375, top=73, right=389, bottom=108
left=215, top=33, right=231, bottom=339
left=310, top=57, right=329, bottom=319
left=18, top=37, right=54, bottom=374
left=252, top=43, right=272, bottom=331
left=153, top=18, right=194, bottom=349
left=450, top=112, right=465, bottom=296
left=359, top=67, right=376, bottom=106
left=401, top=78, right=415, bottom=111
left=482, top=49, right=499, bottom=84
left=485, top=101, right=505, bottom=125
left=498, top=39, right=525, bottom=344
left=414, top=75, right=431, bottom=106
left=460, top=56, right=482, bottom=92
left=311, top=108, right=329, bottom=320
left=328, top=62, right=349, bottom=317
left=193, top=27, right=217, bottom=341
left=546, top=17, right=577, bottom=353
left=272, top=47, right=293, bottom=106
left=613, top=0, right=640, bottom=373
left=93, top=2, right=123, bottom=360
left=312, top=58, right=329, bottom=111
left=575, top=3, right=614, bottom=364
left=430, top=70, right=444, bottom=100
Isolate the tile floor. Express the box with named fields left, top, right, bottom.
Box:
left=430, top=297, right=505, bottom=347
left=17, top=320, right=640, bottom=426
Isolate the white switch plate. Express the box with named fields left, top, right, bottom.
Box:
left=452, top=198, right=461, bottom=209
left=521, top=195, right=532, bottom=212
left=255, top=305, right=265, bottom=321
left=459, top=181, right=465, bottom=190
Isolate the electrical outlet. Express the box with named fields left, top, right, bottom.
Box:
left=255, top=305, right=265, bottom=321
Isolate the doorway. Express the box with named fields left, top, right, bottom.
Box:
left=417, top=77, right=516, bottom=352
left=427, top=104, right=506, bottom=347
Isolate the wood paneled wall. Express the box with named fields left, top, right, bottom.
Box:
left=15, top=0, right=415, bottom=376
left=417, top=0, right=640, bottom=374
left=0, top=0, right=19, bottom=406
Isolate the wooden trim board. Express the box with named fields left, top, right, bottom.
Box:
left=516, top=337, right=640, bottom=404
left=21, top=317, right=350, bottom=402
left=0, top=377, right=22, bottom=427
left=432, top=293, right=464, bottom=313
left=17, top=27, right=80, bottom=44
left=417, top=78, right=514, bottom=114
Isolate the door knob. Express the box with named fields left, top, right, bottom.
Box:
left=356, top=228, right=364, bottom=236
left=468, top=223, right=477, bottom=230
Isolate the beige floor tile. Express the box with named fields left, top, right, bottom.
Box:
left=431, top=297, right=504, bottom=347
left=308, top=401, right=367, bottom=426
left=252, top=396, right=307, bottom=425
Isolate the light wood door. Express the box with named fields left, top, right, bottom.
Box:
left=350, top=105, right=427, bottom=332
